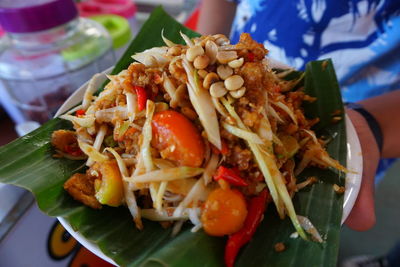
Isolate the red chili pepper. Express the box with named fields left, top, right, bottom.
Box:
left=75, top=109, right=86, bottom=116
left=247, top=52, right=255, bottom=62
left=214, top=166, right=248, bottom=187
left=225, top=189, right=270, bottom=267
left=134, top=85, right=147, bottom=111
left=64, top=144, right=83, bottom=157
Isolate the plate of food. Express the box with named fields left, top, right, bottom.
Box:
left=0, top=7, right=362, bottom=267
left=55, top=65, right=362, bottom=266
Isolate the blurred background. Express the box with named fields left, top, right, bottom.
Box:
left=0, top=0, right=398, bottom=266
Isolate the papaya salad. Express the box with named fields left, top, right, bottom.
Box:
left=52, top=32, right=347, bottom=267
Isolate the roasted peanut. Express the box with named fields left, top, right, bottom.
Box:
left=197, top=69, right=208, bottom=78
left=225, top=75, right=244, bottom=91
left=194, top=54, right=210, bottom=69
left=213, top=34, right=230, bottom=45
left=217, top=65, right=233, bottom=80
left=229, top=87, right=246, bottom=98
left=212, top=34, right=227, bottom=40
left=228, top=58, right=244, bottom=68
left=203, top=72, right=219, bottom=89
left=216, top=51, right=238, bottom=64
left=186, top=45, right=204, bottom=62
left=210, top=82, right=227, bottom=98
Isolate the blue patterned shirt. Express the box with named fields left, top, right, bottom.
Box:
left=229, top=0, right=400, bottom=180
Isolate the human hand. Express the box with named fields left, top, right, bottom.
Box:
left=344, top=109, right=380, bottom=231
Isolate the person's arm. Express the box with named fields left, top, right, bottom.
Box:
left=345, top=90, right=400, bottom=231
left=359, top=90, right=400, bottom=158
left=197, top=0, right=237, bottom=36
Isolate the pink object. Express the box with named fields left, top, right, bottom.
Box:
left=77, top=0, right=136, bottom=19
left=0, top=0, right=78, bottom=33
left=0, top=26, right=4, bottom=37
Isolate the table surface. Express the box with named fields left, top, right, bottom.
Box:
left=0, top=113, right=31, bottom=241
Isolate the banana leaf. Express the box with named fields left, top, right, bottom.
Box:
left=0, top=7, right=346, bottom=267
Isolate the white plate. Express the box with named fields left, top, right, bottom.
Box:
left=55, top=67, right=362, bottom=266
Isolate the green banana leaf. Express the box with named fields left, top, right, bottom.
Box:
left=0, top=7, right=346, bottom=267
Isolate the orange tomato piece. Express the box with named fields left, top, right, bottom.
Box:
left=201, top=188, right=248, bottom=236
left=152, top=110, right=205, bottom=167
left=93, top=160, right=124, bottom=207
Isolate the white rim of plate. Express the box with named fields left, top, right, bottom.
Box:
left=56, top=65, right=363, bottom=265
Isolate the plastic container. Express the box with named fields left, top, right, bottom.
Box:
left=78, top=0, right=138, bottom=37
left=0, top=0, right=116, bottom=124
left=90, top=14, right=132, bottom=59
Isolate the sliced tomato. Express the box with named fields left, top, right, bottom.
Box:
left=94, top=161, right=124, bottom=207
left=152, top=110, right=205, bottom=167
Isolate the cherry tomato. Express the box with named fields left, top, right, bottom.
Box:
left=201, top=188, right=248, bottom=236
left=152, top=110, right=205, bottom=167
left=94, top=161, right=124, bottom=207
